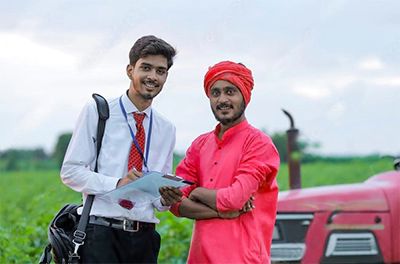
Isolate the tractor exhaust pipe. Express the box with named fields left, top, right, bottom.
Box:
left=282, top=109, right=301, bottom=189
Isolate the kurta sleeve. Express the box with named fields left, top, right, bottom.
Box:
left=216, top=136, right=280, bottom=212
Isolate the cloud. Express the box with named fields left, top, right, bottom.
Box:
left=367, top=77, right=400, bottom=87
left=291, top=74, right=357, bottom=99
left=326, top=101, right=346, bottom=119
left=0, top=0, right=399, bottom=157
left=357, top=57, right=384, bottom=70
left=293, top=85, right=331, bottom=99
left=0, top=33, right=75, bottom=65
left=0, top=33, right=81, bottom=151
left=290, top=70, right=400, bottom=101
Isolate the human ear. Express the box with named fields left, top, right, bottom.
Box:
left=126, top=64, right=134, bottom=79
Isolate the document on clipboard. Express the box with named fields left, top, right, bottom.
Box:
left=98, top=171, right=195, bottom=207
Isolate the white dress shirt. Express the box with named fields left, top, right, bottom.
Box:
left=61, top=91, right=176, bottom=223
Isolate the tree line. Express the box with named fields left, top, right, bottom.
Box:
left=0, top=131, right=385, bottom=172
left=0, top=133, right=72, bottom=171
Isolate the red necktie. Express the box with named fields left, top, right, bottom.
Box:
left=128, top=113, right=146, bottom=171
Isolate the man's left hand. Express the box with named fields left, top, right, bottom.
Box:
left=159, top=186, right=183, bottom=206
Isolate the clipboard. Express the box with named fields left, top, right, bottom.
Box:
left=98, top=171, right=195, bottom=208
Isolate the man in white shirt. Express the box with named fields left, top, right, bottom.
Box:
left=61, top=35, right=182, bottom=263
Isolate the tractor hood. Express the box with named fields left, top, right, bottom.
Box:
left=277, top=179, right=389, bottom=213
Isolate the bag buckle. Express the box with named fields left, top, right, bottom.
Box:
left=123, top=220, right=139, bottom=232
left=72, top=230, right=86, bottom=254
left=73, top=230, right=86, bottom=241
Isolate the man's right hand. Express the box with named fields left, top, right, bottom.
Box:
left=217, top=196, right=256, bottom=219
left=242, top=195, right=255, bottom=212
left=116, top=169, right=144, bottom=188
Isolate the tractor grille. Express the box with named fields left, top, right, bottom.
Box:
left=271, top=213, right=313, bottom=262
left=325, top=233, right=378, bottom=256
left=271, top=243, right=306, bottom=261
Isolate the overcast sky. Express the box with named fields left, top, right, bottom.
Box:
left=1, top=0, right=399, bottom=157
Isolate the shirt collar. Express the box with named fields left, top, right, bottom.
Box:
left=121, top=90, right=152, bottom=117
left=214, top=119, right=249, bottom=139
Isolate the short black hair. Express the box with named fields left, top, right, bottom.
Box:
left=129, top=35, right=177, bottom=69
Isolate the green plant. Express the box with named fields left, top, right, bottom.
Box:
left=156, top=211, right=193, bottom=263
left=0, top=170, right=191, bottom=263
left=0, top=158, right=394, bottom=263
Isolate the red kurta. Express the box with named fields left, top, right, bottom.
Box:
left=171, top=119, right=280, bottom=264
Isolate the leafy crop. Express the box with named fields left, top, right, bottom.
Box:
left=0, top=158, right=394, bottom=263
left=0, top=170, right=191, bottom=263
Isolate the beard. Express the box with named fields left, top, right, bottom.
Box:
left=140, top=93, right=156, bottom=100
left=212, top=100, right=246, bottom=126
left=133, top=77, right=162, bottom=100
left=137, top=85, right=162, bottom=100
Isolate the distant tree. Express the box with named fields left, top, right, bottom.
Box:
left=268, top=131, right=319, bottom=163
left=33, top=148, right=47, bottom=159
left=0, top=148, right=51, bottom=171
left=270, top=132, right=288, bottom=162
left=52, top=133, right=72, bottom=168
left=6, top=156, right=18, bottom=170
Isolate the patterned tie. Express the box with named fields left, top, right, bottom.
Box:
left=128, top=112, right=146, bottom=171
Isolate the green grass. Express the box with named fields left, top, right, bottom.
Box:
left=0, top=170, right=81, bottom=263
left=0, top=170, right=191, bottom=263
left=0, top=158, right=395, bottom=263
left=275, top=158, right=394, bottom=190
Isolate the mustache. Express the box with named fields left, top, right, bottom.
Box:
left=143, top=79, right=159, bottom=87
left=216, top=103, right=233, bottom=110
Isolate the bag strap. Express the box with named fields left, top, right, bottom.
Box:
left=39, top=93, right=110, bottom=264
left=92, top=93, right=110, bottom=172
left=38, top=244, right=52, bottom=264
left=69, top=93, right=109, bottom=263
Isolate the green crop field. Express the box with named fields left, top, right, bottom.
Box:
left=275, top=158, right=394, bottom=190
left=0, top=158, right=394, bottom=263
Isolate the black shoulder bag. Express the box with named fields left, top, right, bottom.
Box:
left=39, top=93, right=109, bottom=264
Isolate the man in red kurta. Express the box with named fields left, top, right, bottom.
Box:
left=169, top=61, right=280, bottom=264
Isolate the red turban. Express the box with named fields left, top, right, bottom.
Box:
left=204, top=61, right=254, bottom=105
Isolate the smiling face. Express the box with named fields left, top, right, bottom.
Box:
left=126, top=54, right=169, bottom=110
left=209, top=80, right=246, bottom=129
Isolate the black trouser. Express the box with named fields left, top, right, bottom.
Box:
left=79, top=223, right=161, bottom=263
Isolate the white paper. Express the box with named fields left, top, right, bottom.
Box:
left=98, top=171, right=194, bottom=207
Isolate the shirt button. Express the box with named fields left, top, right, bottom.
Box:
left=214, top=162, right=217, bottom=165
left=218, top=147, right=221, bottom=150
left=210, top=178, right=213, bottom=182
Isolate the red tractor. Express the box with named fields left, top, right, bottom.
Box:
left=271, top=110, right=400, bottom=264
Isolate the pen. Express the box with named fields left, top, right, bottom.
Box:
left=131, top=166, right=149, bottom=175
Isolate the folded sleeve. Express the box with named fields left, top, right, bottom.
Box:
left=216, top=137, right=280, bottom=212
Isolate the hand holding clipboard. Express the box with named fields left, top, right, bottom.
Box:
left=99, top=171, right=195, bottom=208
